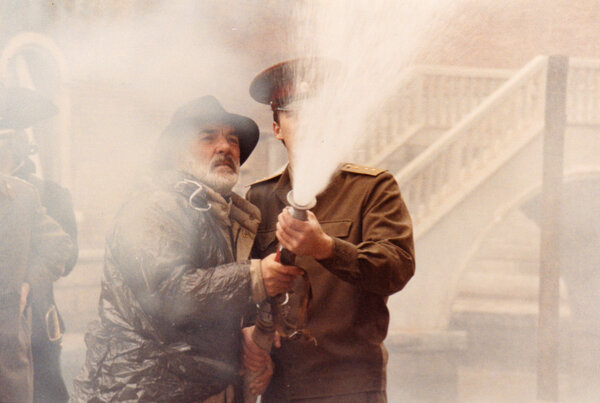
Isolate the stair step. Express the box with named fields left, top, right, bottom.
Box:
left=457, top=272, right=568, bottom=299
left=469, top=259, right=539, bottom=276
left=452, top=272, right=570, bottom=317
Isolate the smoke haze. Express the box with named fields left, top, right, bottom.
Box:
left=1, top=1, right=600, bottom=402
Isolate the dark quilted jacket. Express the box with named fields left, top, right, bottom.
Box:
left=72, top=171, right=260, bottom=402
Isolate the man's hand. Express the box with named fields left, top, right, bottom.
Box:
left=242, top=326, right=274, bottom=395
left=276, top=209, right=334, bottom=260
left=260, top=253, right=304, bottom=297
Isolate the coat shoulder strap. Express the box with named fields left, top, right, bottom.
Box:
left=340, top=163, right=386, bottom=176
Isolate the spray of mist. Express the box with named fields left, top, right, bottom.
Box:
left=21, top=1, right=276, bottom=247
left=287, top=0, right=453, bottom=206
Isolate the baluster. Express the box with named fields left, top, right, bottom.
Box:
left=457, top=132, right=469, bottom=181
left=579, top=68, right=587, bottom=124
left=430, top=157, right=443, bottom=208
left=490, top=102, right=503, bottom=156
left=461, top=128, right=474, bottom=179
left=589, top=69, right=600, bottom=124
left=566, top=68, right=576, bottom=123
left=577, top=68, right=586, bottom=123
left=455, top=76, right=463, bottom=124
left=437, top=147, right=449, bottom=198
left=587, top=68, right=593, bottom=122
left=450, top=76, right=457, bottom=125
left=537, top=70, right=547, bottom=121
left=410, top=175, right=424, bottom=223
left=452, top=139, right=465, bottom=185
left=527, top=78, right=537, bottom=122
left=426, top=74, right=436, bottom=127
left=587, top=68, right=595, bottom=122
left=469, top=119, right=481, bottom=170
left=580, top=69, right=588, bottom=123
left=481, top=111, right=494, bottom=162
left=441, top=76, right=449, bottom=128
left=393, top=97, right=401, bottom=135
left=514, top=85, right=524, bottom=133
left=507, top=96, right=518, bottom=144
left=465, top=76, right=473, bottom=120
left=426, top=163, right=439, bottom=215
left=435, top=75, right=444, bottom=127
left=368, top=115, right=379, bottom=161
left=510, top=95, right=520, bottom=143
left=421, top=75, right=429, bottom=127
left=377, top=106, right=388, bottom=154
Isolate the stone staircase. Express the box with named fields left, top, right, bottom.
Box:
left=379, top=55, right=600, bottom=402
left=369, top=56, right=600, bottom=328
left=451, top=207, right=570, bottom=322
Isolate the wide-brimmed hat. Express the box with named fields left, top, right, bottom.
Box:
left=157, top=95, right=259, bottom=167
left=0, top=86, right=58, bottom=131
left=249, top=57, right=339, bottom=111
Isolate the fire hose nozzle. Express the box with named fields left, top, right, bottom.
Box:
left=276, top=191, right=316, bottom=266
left=286, top=190, right=316, bottom=220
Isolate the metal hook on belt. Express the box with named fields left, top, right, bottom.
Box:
left=175, top=179, right=211, bottom=212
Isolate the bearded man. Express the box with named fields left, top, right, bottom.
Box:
left=72, top=96, right=301, bottom=402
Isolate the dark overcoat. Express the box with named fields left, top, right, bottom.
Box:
left=0, top=175, right=72, bottom=403
left=16, top=161, right=79, bottom=403
left=72, top=171, right=261, bottom=402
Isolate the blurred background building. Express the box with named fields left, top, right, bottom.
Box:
left=1, top=1, right=599, bottom=401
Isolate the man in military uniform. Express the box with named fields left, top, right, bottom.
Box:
left=0, top=86, right=77, bottom=402
left=244, top=59, right=416, bottom=402
left=1, top=90, right=73, bottom=402
left=72, top=96, right=300, bottom=402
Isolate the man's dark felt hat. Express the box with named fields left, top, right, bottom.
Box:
left=0, top=87, right=58, bottom=131
left=160, top=95, right=259, bottom=165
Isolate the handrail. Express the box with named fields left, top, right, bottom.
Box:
left=395, top=55, right=549, bottom=235
left=351, top=66, right=421, bottom=162
left=416, top=65, right=513, bottom=79
left=397, top=55, right=547, bottom=184
left=354, top=64, right=511, bottom=165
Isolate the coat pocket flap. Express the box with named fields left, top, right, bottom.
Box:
left=321, top=220, right=352, bottom=238
left=255, top=220, right=352, bottom=252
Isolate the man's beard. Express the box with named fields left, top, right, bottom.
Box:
left=180, top=152, right=240, bottom=195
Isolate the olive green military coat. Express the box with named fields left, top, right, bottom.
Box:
left=247, top=164, right=415, bottom=401
left=0, top=175, right=72, bottom=403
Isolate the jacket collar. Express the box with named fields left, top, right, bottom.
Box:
left=156, top=170, right=261, bottom=233
left=230, top=192, right=261, bottom=234
left=272, top=165, right=293, bottom=207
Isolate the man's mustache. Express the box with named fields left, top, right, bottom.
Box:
left=211, top=155, right=237, bottom=170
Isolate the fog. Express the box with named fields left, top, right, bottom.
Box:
left=1, top=1, right=599, bottom=402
